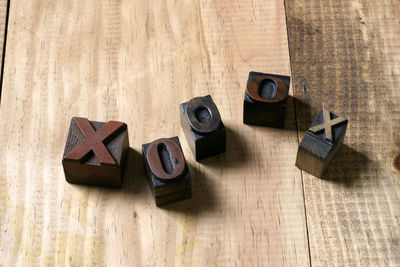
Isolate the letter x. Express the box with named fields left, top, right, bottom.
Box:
left=65, top=117, right=125, bottom=165
left=309, top=109, right=346, bottom=142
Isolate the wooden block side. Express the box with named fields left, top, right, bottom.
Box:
left=195, top=124, right=226, bottom=161
left=155, top=189, right=192, bottom=206
left=62, top=160, right=122, bottom=187
left=243, top=94, right=287, bottom=127
left=296, top=144, right=325, bottom=178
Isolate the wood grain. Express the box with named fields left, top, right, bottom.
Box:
left=0, top=0, right=309, bottom=266
left=0, top=0, right=8, bottom=96
left=286, top=0, right=400, bottom=265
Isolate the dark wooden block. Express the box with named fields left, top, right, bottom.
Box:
left=154, top=190, right=192, bottom=206
left=243, top=71, right=290, bottom=128
left=142, top=136, right=191, bottom=206
left=295, top=109, right=348, bottom=177
left=62, top=117, right=129, bottom=187
left=180, top=95, right=226, bottom=161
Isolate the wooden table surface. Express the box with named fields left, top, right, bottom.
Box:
left=0, top=0, right=399, bottom=266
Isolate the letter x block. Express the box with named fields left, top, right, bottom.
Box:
left=295, top=109, right=348, bottom=178
left=62, top=117, right=129, bottom=187
left=142, top=137, right=191, bottom=206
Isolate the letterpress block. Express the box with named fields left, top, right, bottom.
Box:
left=243, top=71, right=290, bottom=127
left=180, top=95, right=226, bottom=161
left=142, top=137, right=192, bottom=206
left=62, top=117, right=129, bottom=187
left=295, top=109, right=348, bottom=178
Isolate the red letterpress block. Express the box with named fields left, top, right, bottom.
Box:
left=62, top=117, right=129, bottom=187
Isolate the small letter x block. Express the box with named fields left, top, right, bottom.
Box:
left=62, top=117, right=129, bottom=187
left=295, top=109, right=348, bottom=178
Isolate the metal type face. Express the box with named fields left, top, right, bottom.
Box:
left=185, top=96, right=221, bottom=134
left=246, top=75, right=288, bottom=103
left=146, top=138, right=186, bottom=181
left=309, top=109, right=347, bottom=142
left=64, top=117, right=126, bottom=165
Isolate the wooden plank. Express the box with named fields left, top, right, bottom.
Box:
left=0, top=0, right=8, bottom=96
left=0, top=0, right=309, bottom=265
left=286, top=0, right=400, bottom=265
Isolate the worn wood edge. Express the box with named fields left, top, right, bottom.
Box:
left=0, top=0, right=9, bottom=101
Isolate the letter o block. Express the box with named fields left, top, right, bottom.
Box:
left=142, top=137, right=192, bottom=206
left=180, top=95, right=226, bottom=161
left=243, top=71, right=290, bottom=128
left=62, top=117, right=129, bottom=187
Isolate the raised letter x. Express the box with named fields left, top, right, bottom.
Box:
left=309, top=109, right=346, bottom=142
left=65, top=117, right=125, bottom=165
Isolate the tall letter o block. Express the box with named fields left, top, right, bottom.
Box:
left=142, top=137, right=192, bottom=206
left=243, top=71, right=290, bottom=128
left=180, top=95, right=226, bottom=161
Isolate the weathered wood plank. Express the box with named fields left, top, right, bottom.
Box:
left=286, top=0, right=400, bottom=265
left=0, top=0, right=309, bottom=265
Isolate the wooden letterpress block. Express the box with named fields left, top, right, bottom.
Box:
left=62, top=117, right=129, bottom=187
left=180, top=95, right=226, bottom=161
left=243, top=71, right=290, bottom=127
left=142, top=137, right=192, bottom=206
left=295, top=109, right=348, bottom=178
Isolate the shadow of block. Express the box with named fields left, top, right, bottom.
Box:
left=121, top=148, right=147, bottom=195
left=199, top=126, right=249, bottom=169
left=159, top=162, right=218, bottom=215
left=291, top=95, right=313, bottom=132
left=322, top=144, right=369, bottom=186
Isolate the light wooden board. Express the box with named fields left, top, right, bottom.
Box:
left=0, top=0, right=8, bottom=95
left=0, top=0, right=309, bottom=266
left=286, top=0, right=400, bottom=266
